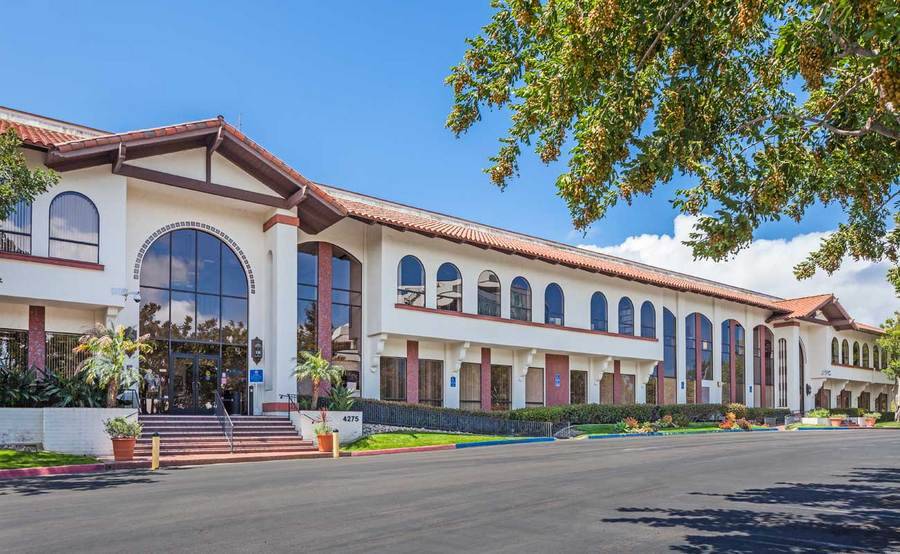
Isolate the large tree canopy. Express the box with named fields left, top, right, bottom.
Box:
left=0, top=128, right=58, bottom=219
left=447, top=0, right=899, bottom=291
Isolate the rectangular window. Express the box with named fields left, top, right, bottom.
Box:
left=0, top=200, right=31, bottom=254
left=777, top=339, right=788, bottom=408
left=621, top=374, right=636, bottom=405
left=815, top=388, right=831, bottom=409
left=45, top=332, right=89, bottom=377
left=570, top=370, right=587, bottom=405
left=490, top=364, right=511, bottom=411
left=0, top=328, right=28, bottom=369
left=599, top=372, right=614, bottom=405
left=418, top=359, right=443, bottom=407
left=380, top=357, right=407, bottom=402
left=525, top=367, right=544, bottom=407
left=459, top=362, right=481, bottom=411
left=857, top=391, right=870, bottom=411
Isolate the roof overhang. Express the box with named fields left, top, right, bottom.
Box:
left=45, top=118, right=346, bottom=234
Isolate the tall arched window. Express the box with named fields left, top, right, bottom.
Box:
left=753, top=325, right=775, bottom=408
left=852, top=342, right=860, bottom=366
left=590, top=292, right=608, bottom=331
left=862, top=344, right=870, bottom=368
left=874, top=345, right=880, bottom=370
left=49, top=192, right=99, bottom=262
left=640, top=301, right=656, bottom=338
left=397, top=255, right=425, bottom=307
left=686, top=313, right=713, bottom=403
left=436, top=263, right=462, bottom=312
left=510, top=277, right=532, bottom=321
left=831, top=338, right=839, bottom=364
left=477, top=270, right=501, bottom=317
left=0, top=199, right=31, bottom=254
left=139, top=228, right=249, bottom=414
left=618, top=297, right=634, bottom=335
left=544, top=283, right=564, bottom=325
left=661, top=308, right=677, bottom=403
left=777, top=338, right=788, bottom=407
left=721, top=319, right=745, bottom=404
left=841, top=339, right=849, bottom=365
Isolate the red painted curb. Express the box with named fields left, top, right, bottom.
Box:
left=349, top=444, right=457, bottom=457
left=0, top=463, right=106, bottom=480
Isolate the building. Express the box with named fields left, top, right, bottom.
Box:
left=0, top=106, right=894, bottom=417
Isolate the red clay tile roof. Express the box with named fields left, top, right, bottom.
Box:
left=325, top=187, right=791, bottom=312
left=773, top=294, right=835, bottom=319
left=0, top=119, right=83, bottom=148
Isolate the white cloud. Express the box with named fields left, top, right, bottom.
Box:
left=578, top=215, right=896, bottom=325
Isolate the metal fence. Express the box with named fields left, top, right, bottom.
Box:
left=355, top=398, right=566, bottom=437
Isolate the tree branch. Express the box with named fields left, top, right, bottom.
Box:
left=636, top=0, right=694, bottom=71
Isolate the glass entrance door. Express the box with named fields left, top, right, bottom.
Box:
left=170, top=352, right=220, bottom=414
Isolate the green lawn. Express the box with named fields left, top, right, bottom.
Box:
left=344, top=432, right=511, bottom=451
left=0, top=450, right=98, bottom=470
left=876, top=421, right=900, bottom=428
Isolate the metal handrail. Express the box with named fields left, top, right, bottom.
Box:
left=214, top=390, right=235, bottom=453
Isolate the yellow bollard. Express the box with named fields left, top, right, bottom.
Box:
left=332, top=430, right=340, bottom=459
left=151, top=432, right=160, bottom=470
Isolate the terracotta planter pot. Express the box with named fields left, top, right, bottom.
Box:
left=111, top=437, right=136, bottom=461
left=317, top=433, right=333, bottom=453
left=864, top=418, right=876, bottom=428
left=828, top=417, right=844, bottom=428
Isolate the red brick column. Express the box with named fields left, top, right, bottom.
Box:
left=544, top=354, right=570, bottom=406
left=316, top=242, right=333, bottom=397
left=28, top=306, right=45, bottom=371
left=613, top=359, right=622, bottom=404
left=480, top=347, right=492, bottom=411
left=406, top=340, right=419, bottom=404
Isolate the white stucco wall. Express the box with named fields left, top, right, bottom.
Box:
left=0, top=408, right=136, bottom=456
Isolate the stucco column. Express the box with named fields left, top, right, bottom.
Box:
left=511, top=350, right=527, bottom=409
left=264, top=214, right=298, bottom=412
left=443, top=342, right=461, bottom=409
left=711, top=302, right=722, bottom=404
left=588, top=358, right=601, bottom=404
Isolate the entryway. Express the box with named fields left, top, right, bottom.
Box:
left=170, top=353, right=219, bottom=414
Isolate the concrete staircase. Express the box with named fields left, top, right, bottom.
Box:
left=136, top=415, right=317, bottom=457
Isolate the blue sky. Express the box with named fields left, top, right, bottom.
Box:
left=1, top=1, right=847, bottom=249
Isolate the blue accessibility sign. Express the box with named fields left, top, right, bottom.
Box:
left=554, top=373, right=561, bottom=388
left=249, top=369, right=264, bottom=384
left=450, top=376, right=457, bottom=388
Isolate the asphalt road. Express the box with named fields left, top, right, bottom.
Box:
left=1, top=431, right=897, bottom=553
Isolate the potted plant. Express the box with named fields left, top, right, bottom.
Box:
left=828, top=413, right=845, bottom=427
left=75, top=324, right=153, bottom=408
left=803, top=408, right=830, bottom=425
left=313, top=410, right=333, bottom=453
left=863, top=412, right=880, bottom=428
left=104, top=417, right=143, bottom=461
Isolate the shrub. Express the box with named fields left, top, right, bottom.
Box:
left=830, top=408, right=864, bottom=418
left=863, top=412, right=881, bottom=420
left=806, top=408, right=830, bottom=418
left=671, top=413, right=692, bottom=428
left=725, top=403, right=747, bottom=420
left=657, top=414, right=676, bottom=429
left=327, top=385, right=356, bottom=411
left=104, top=417, right=142, bottom=439
left=508, top=403, right=728, bottom=424
left=744, top=407, right=791, bottom=422
left=734, top=418, right=752, bottom=431
left=719, top=412, right=737, bottom=430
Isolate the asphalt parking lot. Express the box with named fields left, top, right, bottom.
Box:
left=1, top=431, right=897, bottom=553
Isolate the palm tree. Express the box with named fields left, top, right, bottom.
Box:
left=292, top=351, right=344, bottom=409
left=74, top=324, right=153, bottom=408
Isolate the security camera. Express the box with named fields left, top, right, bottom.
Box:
left=133, top=291, right=142, bottom=303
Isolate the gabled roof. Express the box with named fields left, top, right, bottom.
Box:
left=0, top=119, right=84, bottom=148
left=324, top=185, right=793, bottom=312
left=770, top=293, right=884, bottom=336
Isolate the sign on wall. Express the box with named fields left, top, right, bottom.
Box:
left=249, top=369, right=264, bottom=384
left=554, top=373, right=561, bottom=388
left=450, top=376, right=457, bottom=388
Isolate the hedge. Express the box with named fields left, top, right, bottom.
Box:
left=507, top=403, right=790, bottom=424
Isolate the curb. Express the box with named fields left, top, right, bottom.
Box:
left=795, top=426, right=855, bottom=431
left=348, top=437, right=556, bottom=456
left=0, top=463, right=106, bottom=480
left=586, top=428, right=779, bottom=439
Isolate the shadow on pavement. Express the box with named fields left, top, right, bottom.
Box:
left=0, top=468, right=187, bottom=497
left=603, top=467, right=900, bottom=553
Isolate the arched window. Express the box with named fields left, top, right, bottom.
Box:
left=618, top=297, right=634, bottom=335
left=510, top=277, right=532, bottom=321
left=0, top=199, right=31, bottom=254
left=659, top=308, right=678, bottom=404
left=686, top=313, right=713, bottom=404
left=49, top=192, right=99, bottom=262
left=544, top=283, right=564, bottom=325
left=874, top=345, right=880, bottom=370
left=590, top=292, right=607, bottom=331
left=777, top=338, right=788, bottom=408
left=477, top=270, right=501, bottom=317
left=841, top=339, right=849, bottom=365
left=436, top=263, right=462, bottom=312
left=397, top=255, right=425, bottom=307
left=640, top=301, right=656, bottom=338
left=721, top=319, right=745, bottom=404
left=139, top=228, right=249, bottom=414
left=862, top=344, right=870, bottom=368
left=831, top=338, right=839, bottom=364
left=852, top=342, right=860, bottom=366
left=753, top=325, right=775, bottom=408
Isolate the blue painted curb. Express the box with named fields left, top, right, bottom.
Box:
left=796, top=427, right=853, bottom=431
left=456, top=437, right=556, bottom=449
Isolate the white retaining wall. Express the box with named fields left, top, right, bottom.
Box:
left=291, top=411, right=363, bottom=446
left=0, top=408, right=137, bottom=456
